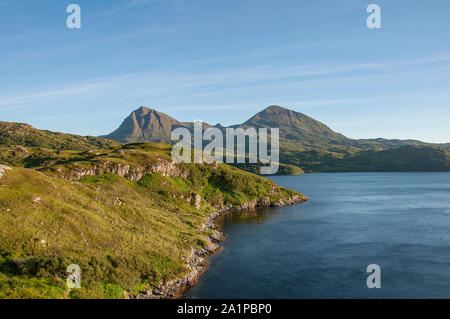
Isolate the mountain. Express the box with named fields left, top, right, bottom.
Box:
left=239, top=105, right=350, bottom=146
left=101, top=106, right=213, bottom=144
left=0, top=123, right=306, bottom=298
left=103, top=105, right=450, bottom=172
left=101, top=106, right=180, bottom=144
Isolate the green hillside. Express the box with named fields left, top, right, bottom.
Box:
left=0, top=124, right=306, bottom=299
left=0, top=121, right=120, bottom=150
left=283, top=145, right=450, bottom=172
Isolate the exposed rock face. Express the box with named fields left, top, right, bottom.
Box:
left=64, top=158, right=189, bottom=181
left=194, top=194, right=202, bottom=210
left=101, top=106, right=213, bottom=144
left=234, top=194, right=305, bottom=210
left=0, top=165, right=12, bottom=180
left=101, top=107, right=183, bottom=144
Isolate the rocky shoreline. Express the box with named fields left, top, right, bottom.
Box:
left=132, top=193, right=309, bottom=299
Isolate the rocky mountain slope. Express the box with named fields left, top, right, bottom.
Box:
left=101, top=107, right=183, bottom=144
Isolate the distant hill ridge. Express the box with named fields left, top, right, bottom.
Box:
left=101, top=105, right=450, bottom=172
left=1, top=105, right=448, bottom=172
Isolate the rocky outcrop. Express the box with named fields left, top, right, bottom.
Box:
left=0, top=164, right=12, bottom=180
left=134, top=192, right=309, bottom=299
left=194, top=194, right=202, bottom=210
left=63, top=158, right=189, bottom=181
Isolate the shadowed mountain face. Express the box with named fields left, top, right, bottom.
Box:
left=102, top=105, right=450, bottom=172
left=101, top=107, right=182, bottom=144
left=102, top=106, right=213, bottom=144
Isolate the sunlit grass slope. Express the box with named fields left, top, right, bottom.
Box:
left=0, top=133, right=302, bottom=298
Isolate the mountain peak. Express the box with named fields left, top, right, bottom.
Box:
left=134, top=106, right=160, bottom=115
left=243, top=105, right=303, bottom=126
left=262, top=105, right=288, bottom=112
left=136, top=105, right=150, bottom=113
left=242, top=105, right=348, bottom=144
left=102, top=107, right=180, bottom=144
left=256, top=105, right=305, bottom=118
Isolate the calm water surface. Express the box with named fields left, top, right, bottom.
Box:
left=183, top=173, right=450, bottom=298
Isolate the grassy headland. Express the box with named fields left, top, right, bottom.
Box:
left=0, top=122, right=306, bottom=299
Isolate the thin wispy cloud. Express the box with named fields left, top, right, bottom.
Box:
left=2, top=53, right=449, bottom=110
left=0, top=74, right=137, bottom=107
left=99, top=0, right=194, bottom=16
left=7, top=26, right=182, bottom=61
left=1, top=33, right=29, bottom=41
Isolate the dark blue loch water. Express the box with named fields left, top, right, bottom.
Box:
left=183, top=173, right=450, bottom=298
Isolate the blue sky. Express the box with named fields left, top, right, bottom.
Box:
left=1, top=0, right=449, bottom=142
